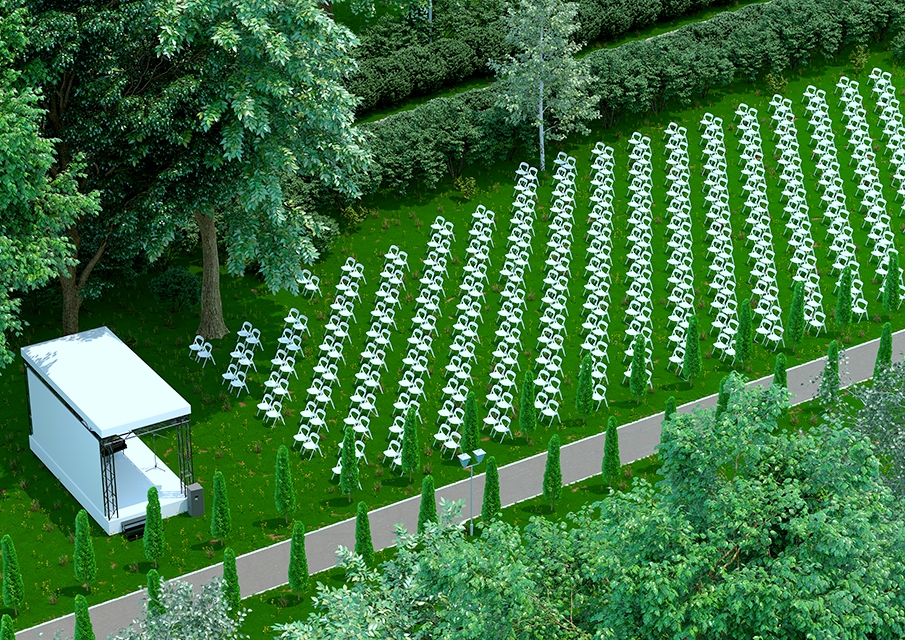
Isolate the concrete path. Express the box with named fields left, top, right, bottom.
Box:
left=18, top=330, right=902, bottom=639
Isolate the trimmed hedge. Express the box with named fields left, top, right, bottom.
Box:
left=349, top=0, right=744, bottom=114
left=360, top=0, right=904, bottom=196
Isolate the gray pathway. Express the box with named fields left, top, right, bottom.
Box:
left=18, top=330, right=902, bottom=639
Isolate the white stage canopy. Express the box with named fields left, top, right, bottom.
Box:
left=21, top=326, right=190, bottom=438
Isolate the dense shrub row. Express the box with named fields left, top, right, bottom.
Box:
left=359, top=0, right=904, bottom=195
left=348, top=0, right=742, bottom=113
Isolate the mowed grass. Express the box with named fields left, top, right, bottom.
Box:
left=0, top=41, right=902, bottom=630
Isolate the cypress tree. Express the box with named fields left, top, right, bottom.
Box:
left=787, top=280, right=805, bottom=352
left=74, top=509, right=96, bottom=593
left=73, top=594, right=95, bottom=640
left=0, top=614, right=14, bottom=640
left=715, top=375, right=730, bottom=418
left=875, top=322, right=892, bottom=378
left=602, top=416, right=621, bottom=485
left=274, top=445, right=296, bottom=524
left=461, top=390, right=478, bottom=454
left=354, top=502, right=375, bottom=566
left=288, top=520, right=309, bottom=601
left=664, top=396, right=677, bottom=423
left=143, top=486, right=164, bottom=569
left=399, top=406, right=419, bottom=482
left=1, top=535, right=23, bottom=616
left=882, top=252, right=901, bottom=314
left=575, top=354, right=593, bottom=421
left=146, top=569, right=164, bottom=617
left=820, top=340, right=841, bottom=404
left=682, top=314, right=702, bottom=388
left=418, top=475, right=437, bottom=534
left=482, top=456, right=501, bottom=523
left=773, top=352, right=787, bottom=389
left=222, top=547, right=240, bottom=614
left=836, top=265, right=853, bottom=332
left=210, top=470, right=232, bottom=544
left=519, top=370, right=537, bottom=444
left=339, top=427, right=359, bottom=503
left=736, top=297, right=753, bottom=367
left=629, top=334, right=646, bottom=404
left=542, top=434, right=562, bottom=512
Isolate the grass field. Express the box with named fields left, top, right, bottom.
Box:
left=0, top=41, right=901, bottom=630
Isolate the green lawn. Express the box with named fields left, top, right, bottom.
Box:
left=0, top=41, right=902, bottom=631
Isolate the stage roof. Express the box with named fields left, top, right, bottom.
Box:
left=21, top=327, right=190, bottom=438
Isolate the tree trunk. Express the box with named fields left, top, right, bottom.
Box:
left=195, top=210, right=229, bottom=340
left=60, top=272, right=82, bottom=335
left=58, top=230, right=108, bottom=336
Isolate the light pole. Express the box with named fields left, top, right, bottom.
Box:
left=457, top=448, right=486, bottom=536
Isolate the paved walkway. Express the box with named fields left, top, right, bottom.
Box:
left=18, top=330, right=903, bottom=639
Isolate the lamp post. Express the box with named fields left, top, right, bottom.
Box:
left=457, top=448, right=486, bottom=537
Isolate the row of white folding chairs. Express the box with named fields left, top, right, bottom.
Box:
left=771, top=96, right=827, bottom=333
left=804, top=85, right=870, bottom=318
left=434, top=206, right=495, bottom=451
left=736, top=105, right=785, bottom=347
left=699, top=116, right=740, bottom=360
left=528, top=159, right=577, bottom=425
left=663, top=123, right=695, bottom=372
left=837, top=78, right=896, bottom=281
left=868, top=69, right=905, bottom=202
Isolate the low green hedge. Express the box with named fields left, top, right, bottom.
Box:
left=359, top=0, right=903, bottom=195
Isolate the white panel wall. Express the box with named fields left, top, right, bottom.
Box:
left=28, top=369, right=103, bottom=515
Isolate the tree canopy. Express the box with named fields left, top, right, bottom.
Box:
left=274, top=374, right=905, bottom=638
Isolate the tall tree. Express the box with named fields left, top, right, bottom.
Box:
left=773, top=352, right=788, bottom=389
left=682, top=314, right=701, bottom=388
left=490, top=0, right=597, bottom=171
left=108, top=576, right=245, bottom=640
left=0, top=535, right=23, bottom=616
left=17, top=0, right=369, bottom=338
left=339, top=427, right=359, bottom=503
left=629, top=334, right=646, bottom=404
left=575, top=355, right=593, bottom=422
left=146, top=569, right=164, bottom=617
left=354, top=502, right=375, bottom=566
left=418, top=475, right=438, bottom=534
left=74, top=509, right=96, bottom=593
left=400, top=406, right=420, bottom=483
left=210, top=471, right=232, bottom=545
left=875, top=322, right=892, bottom=378
left=786, top=280, right=805, bottom=353
left=542, top=434, right=562, bottom=512
left=288, top=521, right=309, bottom=602
left=0, top=5, right=100, bottom=369
left=664, top=396, right=678, bottom=423
left=882, top=252, right=901, bottom=315
left=221, top=547, right=240, bottom=614
left=482, top=456, right=501, bottom=523
left=819, top=340, right=841, bottom=407
left=0, top=614, right=13, bottom=640
left=836, top=265, right=853, bottom=333
left=519, top=371, right=537, bottom=445
left=601, top=416, right=621, bottom=485
left=74, top=594, right=95, bottom=640
left=461, top=391, right=478, bottom=454
left=275, top=445, right=296, bottom=524
left=735, top=297, right=753, bottom=367
left=143, top=487, right=164, bottom=569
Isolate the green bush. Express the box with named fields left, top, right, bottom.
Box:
left=893, top=29, right=905, bottom=64
left=150, top=267, right=201, bottom=313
